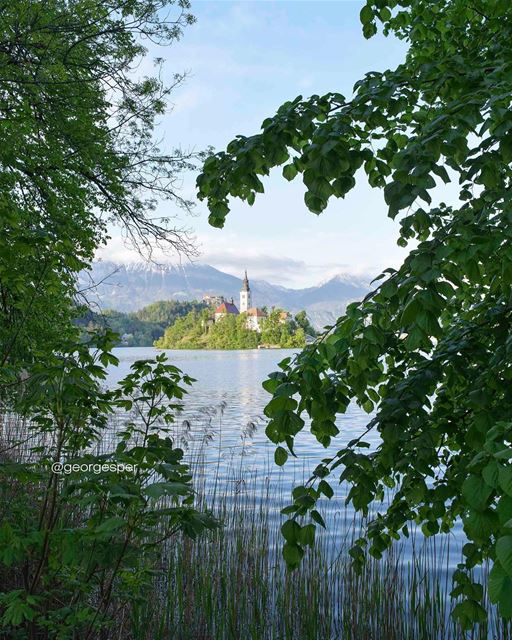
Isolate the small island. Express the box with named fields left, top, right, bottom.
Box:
left=154, top=271, right=316, bottom=350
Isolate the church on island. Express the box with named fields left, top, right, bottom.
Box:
left=213, top=271, right=267, bottom=332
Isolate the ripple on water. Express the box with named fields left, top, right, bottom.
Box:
left=107, top=347, right=465, bottom=572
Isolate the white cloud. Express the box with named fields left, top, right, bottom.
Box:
left=95, top=232, right=379, bottom=289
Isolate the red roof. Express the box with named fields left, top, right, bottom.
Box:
left=246, top=307, right=267, bottom=317
left=214, top=302, right=239, bottom=315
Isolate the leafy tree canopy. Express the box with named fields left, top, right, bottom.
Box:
left=293, top=310, right=317, bottom=338
left=155, top=308, right=307, bottom=350
left=0, top=335, right=216, bottom=636
left=207, top=313, right=260, bottom=350
left=0, top=0, right=197, bottom=370
left=133, top=300, right=206, bottom=325
left=155, top=309, right=211, bottom=349
left=198, top=0, right=512, bottom=626
left=261, top=309, right=306, bottom=348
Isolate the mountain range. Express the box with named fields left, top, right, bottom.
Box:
left=78, top=261, right=369, bottom=329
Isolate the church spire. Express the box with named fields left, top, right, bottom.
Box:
left=240, top=270, right=251, bottom=312
left=242, top=270, right=250, bottom=291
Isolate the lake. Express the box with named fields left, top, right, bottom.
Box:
left=108, top=347, right=373, bottom=486
left=108, top=347, right=464, bottom=567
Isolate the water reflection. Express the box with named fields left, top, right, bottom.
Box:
left=107, top=348, right=465, bottom=565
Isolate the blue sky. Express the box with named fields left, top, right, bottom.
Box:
left=100, top=1, right=411, bottom=287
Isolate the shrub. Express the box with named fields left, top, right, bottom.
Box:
left=0, top=334, right=216, bottom=639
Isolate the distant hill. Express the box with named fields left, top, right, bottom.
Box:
left=78, top=261, right=369, bottom=330
left=75, top=300, right=207, bottom=347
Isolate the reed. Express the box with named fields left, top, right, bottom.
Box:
left=2, top=406, right=511, bottom=640
left=130, top=455, right=512, bottom=640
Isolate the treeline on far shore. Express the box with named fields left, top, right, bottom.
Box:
left=74, top=300, right=207, bottom=346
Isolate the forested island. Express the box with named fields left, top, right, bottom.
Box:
left=154, top=308, right=316, bottom=349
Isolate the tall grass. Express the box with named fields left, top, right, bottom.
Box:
left=122, top=399, right=510, bottom=640
left=2, top=406, right=511, bottom=640
left=126, top=462, right=511, bottom=640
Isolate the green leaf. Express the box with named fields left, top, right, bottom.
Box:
left=498, top=496, right=512, bottom=525
left=318, top=480, right=334, bottom=498
left=209, top=201, right=229, bottom=224
left=144, top=482, right=190, bottom=499
left=360, top=5, right=373, bottom=25
left=282, top=542, right=304, bottom=568
left=482, top=460, right=500, bottom=488
left=309, top=177, right=332, bottom=200
left=298, top=523, right=316, bottom=547
left=496, top=536, right=512, bottom=577
left=274, top=446, right=288, bottom=466
left=452, top=599, right=487, bottom=629
left=463, top=509, right=497, bottom=544
left=378, top=7, right=391, bottom=22
left=462, top=474, right=492, bottom=511
left=282, top=163, right=298, bottom=181
left=401, top=298, right=420, bottom=326
left=95, top=517, right=126, bottom=534
left=262, top=377, right=282, bottom=394
left=489, top=561, right=512, bottom=617
left=274, top=382, right=296, bottom=398
left=264, top=395, right=297, bottom=417
left=311, top=510, right=326, bottom=528
left=499, top=465, right=512, bottom=496
left=304, top=191, right=327, bottom=214
left=281, top=519, right=301, bottom=543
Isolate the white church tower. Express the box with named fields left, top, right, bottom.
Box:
left=239, top=270, right=251, bottom=312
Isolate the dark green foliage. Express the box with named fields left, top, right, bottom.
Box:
left=133, top=300, right=204, bottom=325
left=0, top=0, right=198, bottom=371
left=261, top=309, right=306, bottom=348
left=198, top=0, right=512, bottom=626
left=0, top=1, right=215, bottom=636
left=155, top=308, right=212, bottom=349
left=0, top=336, right=216, bottom=638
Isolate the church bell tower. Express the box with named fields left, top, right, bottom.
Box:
left=239, top=270, right=251, bottom=312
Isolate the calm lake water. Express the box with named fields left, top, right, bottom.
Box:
left=108, top=347, right=373, bottom=486
left=108, top=347, right=464, bottom=567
